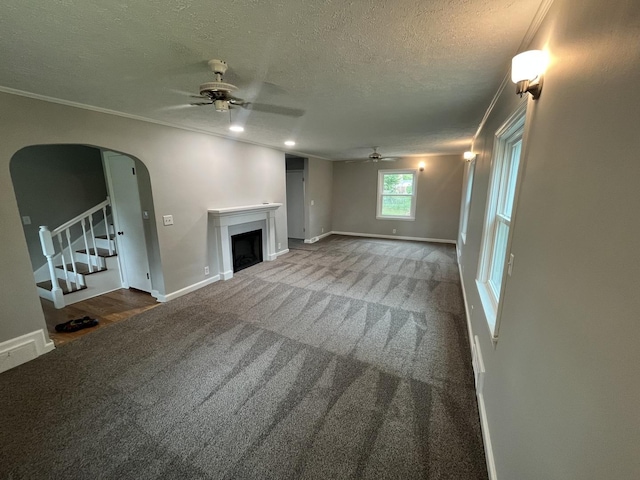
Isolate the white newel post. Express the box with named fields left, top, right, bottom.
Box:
left=39, top=226, right=64, bottom=308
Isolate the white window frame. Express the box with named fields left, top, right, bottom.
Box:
left=460, top=158, right=476, bottom=244
left=376, top=169, right=418, bottom=221
left=476, top=101, right=527, bottom=340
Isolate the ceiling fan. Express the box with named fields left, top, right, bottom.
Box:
left=190, top=59, right=305, bottom=117
left=344, top=147, right=398, bottom=163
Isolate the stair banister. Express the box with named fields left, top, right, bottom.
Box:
left=38, top=196, right=114, bottom=308
left=51, top=197, right=111, bottom=236
left=39, top=226, right=64, bottom=308
left=102, top=205, right=113, bottom=255
left=56, top=233, right=72, bottom=292
left=80, top=218, right=93, bottom=273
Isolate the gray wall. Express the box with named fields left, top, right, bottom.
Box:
left=0, top=92, right=287, bottom=344
left=332, top=155, right=463, bottom=240
left=457, top=0, right=640, bottom=478
left=305, top=156, right=333, bottom=239
left=10, top=145, right=108, bottom=270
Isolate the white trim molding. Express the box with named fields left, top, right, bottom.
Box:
left=458, top=255, right=498, bottom=480
left=0, top=329, right=55, bottom=374
left=304, top=231, right=333, bottom=244
left=275, top=248, right=290, bottom=257
left=208, top=203, right=282, bottom=281
left=153, top=274, right=221, bottom=303
left=332, top=231, right=456, bottom=244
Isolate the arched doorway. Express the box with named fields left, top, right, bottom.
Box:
left=9, top=144, right=163, bottom=342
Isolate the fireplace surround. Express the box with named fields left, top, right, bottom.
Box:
left=208, top=203, right=282, bottom=280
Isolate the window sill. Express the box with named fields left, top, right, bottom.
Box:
left=476, top=279, right=499, bottom=340
left=376, top=216, right=415, bottom=221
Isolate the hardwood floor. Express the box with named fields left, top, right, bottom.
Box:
left=41, top=288, right=159, bottom=346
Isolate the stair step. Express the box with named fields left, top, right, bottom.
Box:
left=37, top=279, right=87, bottom=295
left=76, top=248, right=117, bottom=258
left=96, top=234, right=116, bottom=240
left=56, top=263, right=107, bottom=276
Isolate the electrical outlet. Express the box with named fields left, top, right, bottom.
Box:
left=162, top=215, right=173, bottom=226
left=22, top=216, right=31, bottom=225
left=321, top=228, right=324, bottom=233
left=278, top=242, right=281, bottom=249
left=392, top=229, right=396, bottom=234
left=142, top=211, right=149, bottom=220
left=204, top=266, right=209, bottom=275
left=310, top=200, right=315, bottom=206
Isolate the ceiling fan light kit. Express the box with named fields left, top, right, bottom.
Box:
left=191, top=59, right=305, bottom=119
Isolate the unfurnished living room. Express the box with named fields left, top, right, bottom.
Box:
left=0, top=1, right=638, bottom=479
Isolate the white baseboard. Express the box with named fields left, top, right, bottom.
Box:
left=332, top=231, right=456, bottom=244
left=457, top=257, right=474, bottom=351
left=275, top=248, right=290, bottom=257
left=478, top=392, right=498, bottom=480
left=154, top=274, right=221, bottom=302
left=304, top=231, right=333, bottom=244
left=0, top=329, right=55, bottom=374
left=457, top=254, right=497, bottom=480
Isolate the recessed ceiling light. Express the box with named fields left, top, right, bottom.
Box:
left=284, top=140, right=296, bottom=147
left=229, top=125, right=244, bottom=133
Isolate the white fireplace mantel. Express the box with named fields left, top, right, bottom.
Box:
left=208, top=203, right=282, bottom=280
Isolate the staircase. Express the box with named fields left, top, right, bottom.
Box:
left=36, top=197, right=120, bottom=309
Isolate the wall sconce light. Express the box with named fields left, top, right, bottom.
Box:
left=463, top=151, right=476, bottom=162
left=511, top=50, right=548, bottom=99
left=418, top=161, right=425, bottom=172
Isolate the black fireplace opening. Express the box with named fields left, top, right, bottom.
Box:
left=231, top=229, right=263, bottom=273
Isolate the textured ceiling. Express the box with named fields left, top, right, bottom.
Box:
left=0, top=0, right=543, bottom=160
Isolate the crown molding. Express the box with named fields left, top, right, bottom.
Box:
left=0, top=85, right=331, bottom=159
left=472, top=0, right=556, bottom=147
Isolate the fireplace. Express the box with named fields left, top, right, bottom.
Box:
left=208, top=203, right=282, bottom=280
left=231, top=229, right=263, bottom=272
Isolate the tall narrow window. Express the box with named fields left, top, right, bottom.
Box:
left=460, top=159, right=476, bottom=244
left=477, top=103, right=526, bottom=337
left=376, top=169, right=418, bottom=220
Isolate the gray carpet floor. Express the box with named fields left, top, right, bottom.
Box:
left=0, top=235, right=488, bottom=479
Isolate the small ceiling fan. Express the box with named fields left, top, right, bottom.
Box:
left=190, top=59, right=305, bottom=117
left=344, top=147, right=398, bottom=163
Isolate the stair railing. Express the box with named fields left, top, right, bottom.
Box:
left=38, top=197, right=113, bottom=304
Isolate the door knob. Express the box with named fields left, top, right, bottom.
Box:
left=117, top=231, right=124, bottom=235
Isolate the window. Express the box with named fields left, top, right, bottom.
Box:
left=477, top=102, right=526, bottom=338
left=376, top=169, right=418, bottom=220
left=460, top=159, right=476, bottom=244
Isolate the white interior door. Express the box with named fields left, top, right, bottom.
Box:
left=286, top=171, right=305, bottom=239
left=103, top=152, right=152, bottom=292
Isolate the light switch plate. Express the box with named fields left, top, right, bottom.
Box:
left=162, top=215, right=174, bottom=226
left=142, top=211, right=149, bottom=220
left=22, top=216, right=31, bottom=225
left=310, top=200, right=315, bottom=206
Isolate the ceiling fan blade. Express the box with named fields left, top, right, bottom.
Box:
left=240, top=102, right=305, bottom=117
left=380, top=158, right=398, bottom=162
left=190, top=95, right=210, bottom=99
left=190, top=102, right=213, bottom=106
left=228, top=95, right=247, bottom=105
